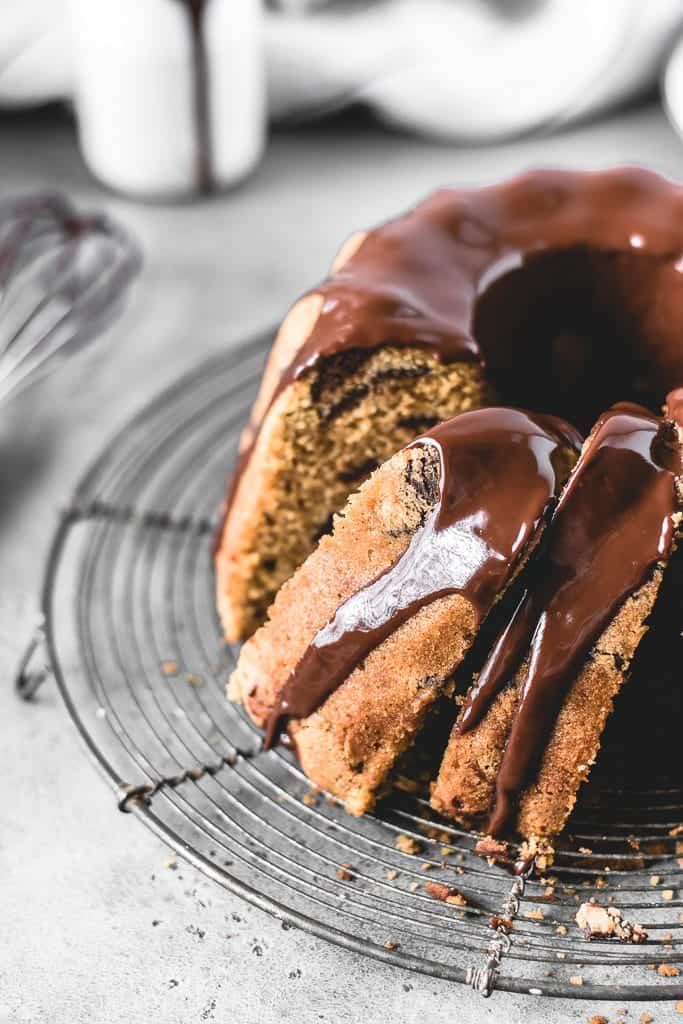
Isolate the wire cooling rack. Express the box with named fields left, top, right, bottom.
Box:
left=17, top=328, right=683, bottom=1000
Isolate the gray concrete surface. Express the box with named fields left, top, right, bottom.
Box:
left=2, top=103, right=682, bottom=1023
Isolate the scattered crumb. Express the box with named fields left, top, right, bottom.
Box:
left=556, top=952, right=566, bottom=959
left=440, top=846, right=453, bottom=857
left=657, top=964, right=680, bottom=977
left=578, top=847, right=593, bottom=855
left=523, top=909, right=545, bottom=921
left=587, top=1016, right=608, bottom=1024
left=386, top=870, right=398, bottom=881
left=676, top=1000, right=683, bottom=1013
left=384, top=940, right=399, bottom=951
left=569, top=975, right=583, bottom=986
left=420, top=862, right=433, bottom=872
left=543, top=886, right=555, bottom=899
left=669, top=824, right=683, bottom=837
left=640, top=1014, right=653, bottom=1024
left=302, top=791, right=318, bottom=807
left=424, top=882, right=468, bottom=906
left=395, top=834, right=423, bottom=856
left=576, top=900, right=647, bottom=943
left=662, top=890, right=674, bottom=901
left=337, top=867, right=354, bottom=882
left=163, top=858, right=177, bottom=870
left=474, top=837, right=510, bottom=864
left=489, top=915, right=514, bottom=932
left=594, top=877, right=608, bottom=888
left=409, top=881, right=420, bottom=892
left=650, top=875, right=661, bottom=886
left=185, top=673, right=203, bottom=687
left=161, top=661, right=178, bottom=676
left=556, top=924, right=568, bottom=935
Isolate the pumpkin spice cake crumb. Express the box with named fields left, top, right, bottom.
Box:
left=424, top=882, right=468, bottom=906
left=657, top=964, right=680, bottom=976
left=395, top=834, right=423, bottom=855
left=576, top=899, right=647, bottom=943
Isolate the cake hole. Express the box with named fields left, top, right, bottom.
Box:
left=473, top=246, right=678, bottom=431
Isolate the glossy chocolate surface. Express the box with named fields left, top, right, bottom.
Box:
left=220, top=168, right=683, bottom=535
left=264, top=407, right=581, bottom=747
left=457, top=403, right=682, bottom=835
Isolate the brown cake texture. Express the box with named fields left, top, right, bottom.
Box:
left=431, top=569, right=666, bottom=837
left=215, top=270, right=487, bottom=643
left=432, top=406, right=683, bottom=838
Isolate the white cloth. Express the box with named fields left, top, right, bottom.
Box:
left=3, top=0, right=683, bottom=143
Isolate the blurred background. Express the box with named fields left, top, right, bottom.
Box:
left=4, top=3, right=683, bottom=1021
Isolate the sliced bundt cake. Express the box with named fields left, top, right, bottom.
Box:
left=431, top=398, right=683, bottom=838
left=228, top=407, right=580, bottom=815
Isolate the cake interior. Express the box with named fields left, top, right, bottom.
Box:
left=474, top=246, right=677, bottom=430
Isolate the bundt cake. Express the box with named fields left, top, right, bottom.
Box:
left=219, top=166, right=683, bottom=840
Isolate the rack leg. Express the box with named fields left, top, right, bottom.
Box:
left=14, top=615, right=52, bottom=700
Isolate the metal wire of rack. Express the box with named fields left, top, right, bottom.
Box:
left=17, top=328, right=683, bottom=1000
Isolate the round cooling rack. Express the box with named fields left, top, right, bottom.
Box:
left=19, top=328, right=683, bottom=1000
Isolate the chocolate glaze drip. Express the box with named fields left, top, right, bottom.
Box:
left=264, top=407, right=582, bottom=747
left=457, top=403, right=682, bottom=836
left=217, top=168, right=683, bottom=542
left=178, top=0, right=213, bottom=192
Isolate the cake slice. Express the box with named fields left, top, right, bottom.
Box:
left=215, top=215, right=490, bottom=643
left=228, top=407, right=580, bottom=815
left=432, top=398, right=683, bottom=839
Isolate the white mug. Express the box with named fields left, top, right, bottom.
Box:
left=68, top=0, right=265, bottom=199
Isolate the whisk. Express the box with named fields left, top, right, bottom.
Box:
left=0, top=193, right=141, bottom=406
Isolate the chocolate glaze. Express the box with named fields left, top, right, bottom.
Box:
left=264, top=407, right=581, bottom=747
left=177, top=0, right=213, bottom=192
left=457, top=403, right=682, bottom=836
left=217, top=168, right=683, bottom=544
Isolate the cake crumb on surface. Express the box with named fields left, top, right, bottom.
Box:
left=657, top=964, right=679, bottom=977
left=337, top=867, right=354, bottom=881
left=576, top=899, right=647, bottom=943
left=161, top=660, right=178, bottom=676
left=384, top=939, right=399, bottom=950
left=424, top=881, right=468, bottom=906
left=386, top=869, right=398, bottom=881
left=662, top=889, right=674, bottom=900
left=675, top=1000, right=683, bottom=1013
left=395, top=834, right=423, bottom=855
left=587, top=1016, right=607, bottom=1024
left=569, top=975, right=583, bottom=986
